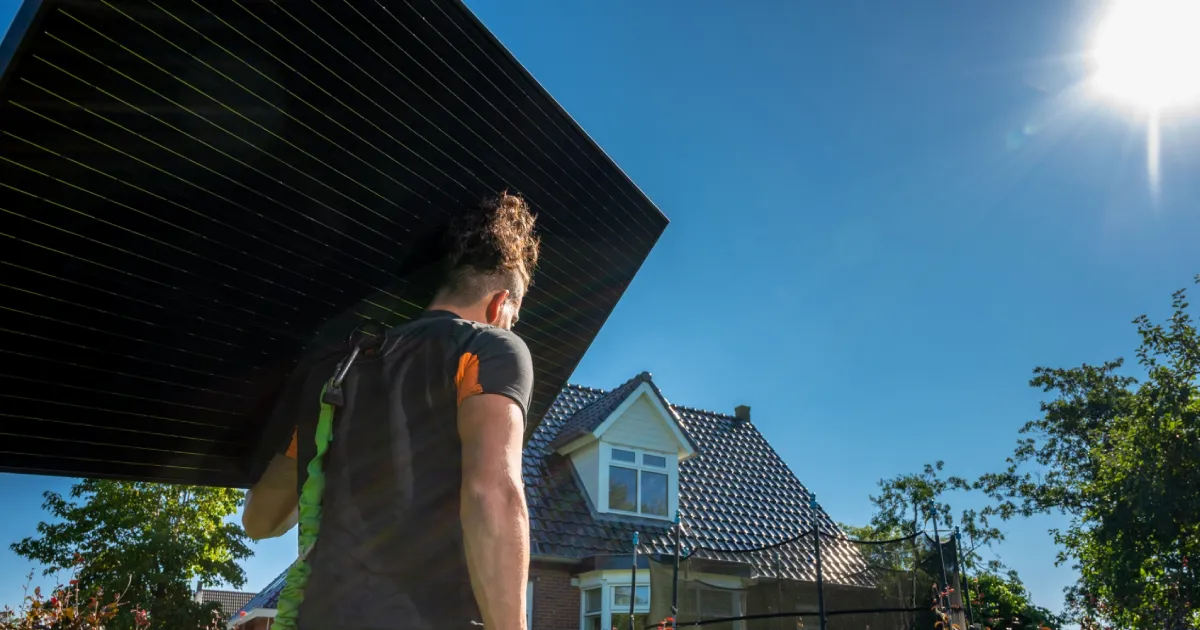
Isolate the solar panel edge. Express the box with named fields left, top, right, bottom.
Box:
left=0, top=0, right=47, bottom=95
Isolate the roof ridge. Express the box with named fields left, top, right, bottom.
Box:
left=564, top=383, right=608, bottom=394
left=671, top=403, right=738, bottom=420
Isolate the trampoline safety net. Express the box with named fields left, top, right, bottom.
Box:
left=648, top=529, right=963, bottom=630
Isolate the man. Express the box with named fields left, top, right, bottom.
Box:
left=243, top=192, right=540, bottom=630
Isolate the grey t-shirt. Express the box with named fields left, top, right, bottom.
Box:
left=273, top=310, right=533, bottom=629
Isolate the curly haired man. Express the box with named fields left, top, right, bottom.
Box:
left=244, top=192, right=540, bottom=630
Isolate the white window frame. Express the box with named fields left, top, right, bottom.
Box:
left=578, top=577, right=651, bottom=630
left=581, top=585, right=603, bottom=630
left=527, top=580, right=534, bottom=630
left=599, top=443, right=677, bottom=520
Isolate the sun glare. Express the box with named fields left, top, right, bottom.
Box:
left=1091, top=0, right=1200, bottom=113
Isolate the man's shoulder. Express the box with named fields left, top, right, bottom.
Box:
left=458, top=322, right=530, bottom=362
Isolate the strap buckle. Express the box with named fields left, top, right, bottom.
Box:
left=320, top=321, right=386, bottom=407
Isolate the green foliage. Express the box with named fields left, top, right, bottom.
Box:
left=865, top=462, right=1004, bottom=574
left=978, top=278, right=1200, bottom=630
left=967, top=571, right=1065, bottom=630
left=10, top=480, right=251, bottom=630
left=854, top=465, right=1063, bottom=630
left=1, top=566, right=151, bottom=630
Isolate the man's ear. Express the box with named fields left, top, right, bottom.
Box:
left=485, top=290, right=510, bottom=325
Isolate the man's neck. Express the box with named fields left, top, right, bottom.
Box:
left=426, top=302, right=486, bottom=324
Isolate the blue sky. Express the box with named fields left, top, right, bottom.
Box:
left=4, top=0, right=1200, bottom=616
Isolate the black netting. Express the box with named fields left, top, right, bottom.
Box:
left=648, top=529, right=964, bottom=630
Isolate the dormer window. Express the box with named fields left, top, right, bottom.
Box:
left=553, top=375, right=696, bottom=522
left=601, top=444, right=675, bottom=519
left=607, top=446, right=670, bottom=517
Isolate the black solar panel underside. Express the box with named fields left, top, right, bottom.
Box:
left=0, top=0, right=666, bottom=487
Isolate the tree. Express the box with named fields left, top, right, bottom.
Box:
left=978, top=277, right=1200, bottom=630
left=855, top=465, right=1065, bottom=630
left=864, top=462, right=1004, bottom=574
left=11, top=480, right=252, bottom=630
left=967, top=571, right=1064, bottom=630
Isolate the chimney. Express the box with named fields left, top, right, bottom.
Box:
left=734, top=405, right=751, bottom=425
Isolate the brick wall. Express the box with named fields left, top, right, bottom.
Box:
left=531, top=563, right=579, bottom=630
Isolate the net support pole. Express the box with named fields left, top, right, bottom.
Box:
left=671, top=514, right=681, bottom=630
left=955, top=528, right=974, bottom=628
left=929, top=503, right=951, bottom=613
left=811, top=496, right=827, bottom=630
left=631, top=531, right=639, bottom=630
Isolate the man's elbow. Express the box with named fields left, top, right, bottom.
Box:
left=463, top=478, right=528, bottom=518
left=243, top=514, right=269, bottom=540
left=242, top=506, right=274, bottom=540
left=242, top=498, right=288, bottom=540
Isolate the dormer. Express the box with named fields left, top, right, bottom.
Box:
left=550, top=373, right=696, bottom=520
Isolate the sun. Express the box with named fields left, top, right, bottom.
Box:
left=1090, top=0, right=1200, bottom=113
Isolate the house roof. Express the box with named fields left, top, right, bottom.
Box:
left=548, top=371, right=662, bottom=451
left=195, top=589, right=255, bottom=619
left=236, top=567, right=290, bottom=616
left=527, top=378, right=851, bottom=581
left=238, top=375, right=853, bottom=613
left=0, top=0, right=666, bottom=487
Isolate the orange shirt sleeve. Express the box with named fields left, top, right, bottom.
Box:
left=284, top=427, right=298, bottom=459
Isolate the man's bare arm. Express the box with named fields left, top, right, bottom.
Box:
left=459, top=393, right=529, bottom=630
left=242, top=452, right=298, bottom=540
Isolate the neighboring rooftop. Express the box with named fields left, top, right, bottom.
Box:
left=194, top=588, right=255, bottom=619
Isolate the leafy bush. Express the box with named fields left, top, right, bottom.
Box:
left=0, top=556, right=223, bottom=630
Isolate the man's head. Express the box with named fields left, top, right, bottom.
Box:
left=430, top=192, right=540, bottom=330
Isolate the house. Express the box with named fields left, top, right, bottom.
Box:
left=232, top=372, right=851, bottom=630
left=194, top=585, right=255, bottom=622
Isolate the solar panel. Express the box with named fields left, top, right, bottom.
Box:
left=0, top=0, right=666, bottom=487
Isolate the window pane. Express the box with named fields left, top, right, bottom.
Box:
left=609, top=466, right=638, bottom=512
left=635, top=585, right=650, bottom=608
left=613, top=585, right=631, bottom=607
left=612, top=448, right=636, bottom=463
left=584, top=587, right=602, bottom=613
left=642, top=453, right=667, bottom=468
left=614, top=585, right=651, bottom=611
left=640, top=471, right=668, bottom=516
left=584, top=615, right=602, bottom=630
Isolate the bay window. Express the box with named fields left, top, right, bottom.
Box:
left=579, top=581, right=650, bottom=630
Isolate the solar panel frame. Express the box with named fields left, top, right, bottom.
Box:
left=0, top=0, right=667, bottom=488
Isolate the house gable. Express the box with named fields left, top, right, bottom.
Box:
left=603, top=394, right=678, bottom=454
left=555, top=379, right=696, bottom=460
